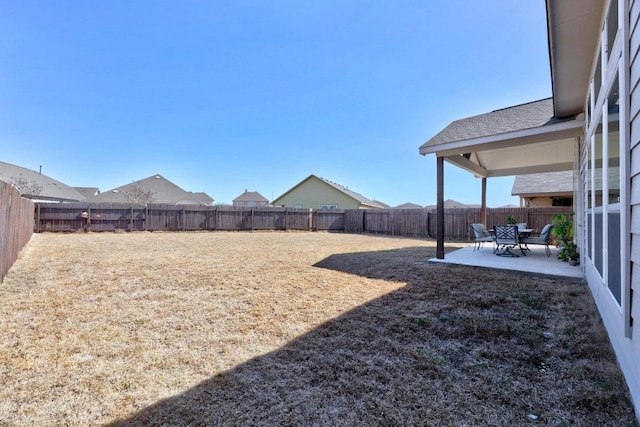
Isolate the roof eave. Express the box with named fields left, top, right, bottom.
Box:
left=419, top=118, right=584, bottom=156
left=546, top=0, right=603, bottom=118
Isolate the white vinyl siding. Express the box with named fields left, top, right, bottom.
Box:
left=586, top=0, right=640, bottom=418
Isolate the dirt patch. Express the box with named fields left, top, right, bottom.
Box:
left=0, top=232, right=635, bottom=426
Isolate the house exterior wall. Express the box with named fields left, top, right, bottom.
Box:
left=273, top=177, right=360, bottom=209
left=628, top=0, right=640, bottom=414
left=524, top=197, right=553, bottom=207
left=520, top=196, right=573, bottom=208
left=581, top=0, right=639, bottom=417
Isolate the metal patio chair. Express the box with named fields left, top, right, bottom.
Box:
left=520, top=223, right=553, bottom=257
left=493, top=225, right=526, bottom=257
left=471, top=223, right=495, bottom=251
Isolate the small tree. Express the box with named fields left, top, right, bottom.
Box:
left=123, top=186, right=154, bottom=204
left=9, top=175, right=42, bottom=196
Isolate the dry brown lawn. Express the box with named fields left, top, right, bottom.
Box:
left=0, top=231, right=636, bottom=426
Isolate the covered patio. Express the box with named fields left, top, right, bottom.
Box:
left=419, top=98, right=586, bottom=280
left=419, top=98, right=584, bottom=263
left=429, top=244, right=583, bottom=280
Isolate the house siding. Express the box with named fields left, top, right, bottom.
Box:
left=576, top=0, right=640, bottom=418
left=622, top=0, right=640, bottom=416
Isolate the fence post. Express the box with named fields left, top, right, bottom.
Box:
left=36, top=203, right=41, bottom=233
left=284, top=209, right=288, bottom=231
left=130, top=206, right=134, bottom=231
left=144, top=206, right=148, bottom=231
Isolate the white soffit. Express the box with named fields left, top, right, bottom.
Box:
left=547, top=0, right=603, bottom=117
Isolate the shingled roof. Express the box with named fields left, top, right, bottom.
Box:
left=86, top=174, right=214, bottom=205
left=316, top=176, right=386, bottom=208
left=233, top=190, right=269, bottom=203
left=73, top=187, right=100, bottom=198
left=0, top=161, right=86, bottom=202
left=393, top=203, right=424, bottom=209
left=511, top=171, right=574, bottom=196
left=420, top=98, right=574, bottom=151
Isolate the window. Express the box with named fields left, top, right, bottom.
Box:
left=607, top=74, right=620, bottom=205
left=606, top=0, right=619, bottom=62
left=580, top=0, right=628, bottom=307
left=293, top=204, right=303, bottom=209
left=581, top=0, right=624, bottom=307
left=594, top=48, right=602, bottom=103
left=551, top=198, right=572, bottom=207
left=320, top=204, right=338, bottom=210
left=606, top=72, right=622, bottom=305
left=594, top=116, right=603, bottom=209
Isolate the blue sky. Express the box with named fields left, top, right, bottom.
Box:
left=0, top=1, right=551, bottom=207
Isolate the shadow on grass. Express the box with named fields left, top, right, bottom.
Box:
left=107, top=246, right=635, bottom=426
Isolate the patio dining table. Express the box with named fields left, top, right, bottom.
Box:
left=517, top=229, right=534, bottom=252
left=518, top=228, right=534, bottom=238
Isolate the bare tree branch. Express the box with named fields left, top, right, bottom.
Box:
left=123, top=186, right=154, bottom=204
left=9, top=175, right=42, bottom=196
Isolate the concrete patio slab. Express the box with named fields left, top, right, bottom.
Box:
left=429, top=243, right=584, bottom=280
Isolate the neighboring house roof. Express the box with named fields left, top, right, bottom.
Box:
left=424, top=199, right=481, bottom=210
left=73, top=187, right=100, bottom=198
left=420, top=98, right=567, bottom=150
left=176, top=192, right=216, bottom=205
left=511, top=171, right=574, bottom=196
left=394, top=203, right=424, bottom=209
left=0, top=161, right=86, bottom=202
left=190, top=192, right=215, bottom=204
left=315, top=176, right=386, bottom=209
left=85, top=174, right=214, bottom=205
left=233, top=190, right=269, bottom=203
left=274, top=174, right=386, bottom=209
left=512, top=169, right=619, bottom=197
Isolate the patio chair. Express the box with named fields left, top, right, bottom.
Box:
left=516, top=222, right=528, bottom=230
left=520, top=223, right=553, bottom=257
left=471, top=223, right=494, bottom=251
left=493, top=225, right=526, bottom=257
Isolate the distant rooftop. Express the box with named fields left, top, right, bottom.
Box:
left=316, top=176, right=386, bottom=209
left=234, top=190, right=269, bottom=203
left=512, top=171, right=574, bottom=196
left=86, top=174, right=214, bottom=205
left=0, top=161, right=86, bottom=202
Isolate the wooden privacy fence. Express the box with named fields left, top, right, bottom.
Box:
left=426, top=206, right=574, bottom=241
left=1, top=181, right=34, bottom=283
left=34, top=203, right=574, bottom=240
left=36, top=203, right=332, bottom=232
